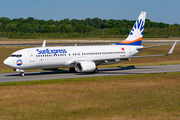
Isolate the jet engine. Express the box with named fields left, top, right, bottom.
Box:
left=75, top=61, right=96, bottom=72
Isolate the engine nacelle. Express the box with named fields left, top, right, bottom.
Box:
left=75, top=61, right=96, bottom=72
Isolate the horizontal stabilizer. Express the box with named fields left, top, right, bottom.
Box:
left=137, top=44, right=167, bottom=50
left=133, top=41, right=177, bottom=58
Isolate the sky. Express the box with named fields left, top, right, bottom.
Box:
left=0, top=0, right=180, bottom=24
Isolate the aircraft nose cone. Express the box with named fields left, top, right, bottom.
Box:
left=3, top=58, right=8, bottom=66
left=3, top=58, right=12, bottom=67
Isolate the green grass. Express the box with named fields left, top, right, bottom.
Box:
left=0, top=72, right=180, bottom=119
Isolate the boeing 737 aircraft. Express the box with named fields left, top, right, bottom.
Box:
left=3, top=12, right=177, bottom=76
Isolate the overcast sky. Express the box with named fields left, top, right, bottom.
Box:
left=0, top=0, right=179, bottom=24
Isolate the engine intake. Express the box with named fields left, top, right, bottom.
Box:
left=75, top=61, right=96, bottom=72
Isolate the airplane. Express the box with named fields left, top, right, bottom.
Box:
left=3, top=12, right=177, bottom=76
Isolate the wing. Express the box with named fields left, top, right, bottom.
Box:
left=92, top=41, right=177, bottom=63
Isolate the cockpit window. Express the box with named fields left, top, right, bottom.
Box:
left=17, top=55, right=22, bottom=57
left=10, top=54, right=22, bottom=58
left=10, top=55, right=16, bottom=57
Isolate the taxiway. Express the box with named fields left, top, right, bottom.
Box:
left=0, top=64, right=180, bottom=83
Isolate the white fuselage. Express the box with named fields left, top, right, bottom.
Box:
left=3, top=45, right=142, bottom=70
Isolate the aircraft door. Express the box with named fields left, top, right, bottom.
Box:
left=79, top=51, right=85, bottom=58
left=82, top=52, right=85, bottom=58
left=28, top=50, right=35, bottom=62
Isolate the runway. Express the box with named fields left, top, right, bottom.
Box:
left=0, top=64, right=180, bottom=83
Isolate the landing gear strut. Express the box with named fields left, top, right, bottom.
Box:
left=92, top=68, right=98, bottom=73
left=20, top=72, right=25, bottom=77
left=14, top=69, right=25, bottom=77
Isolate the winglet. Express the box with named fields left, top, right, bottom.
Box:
left=167, top=41, right=177, bottom=55
left=42, top=40, right=46, bottom=47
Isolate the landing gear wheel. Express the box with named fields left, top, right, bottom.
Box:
left=20, top=72, right=25, bottom=77
left=94, top=68, right=98, bottom=73
left=92, top=68, right=98, bottom=74
left=69, top=68, right=76, bottom=73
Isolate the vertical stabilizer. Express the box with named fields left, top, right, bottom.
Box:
left=116, top=12, right=146, bottom=46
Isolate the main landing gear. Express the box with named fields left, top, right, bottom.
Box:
left=69, top=68, right=77, bottom=73
left=92, top=68, right=98, bottom=73
left=69, top=68, right=99, bottom=73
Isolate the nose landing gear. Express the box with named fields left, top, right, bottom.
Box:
left=14, top=69, right=25, bottom=77
left=20, top=72, right=25, bottom=77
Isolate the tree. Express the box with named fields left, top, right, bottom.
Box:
left=26, top=17, right=34, bottom=23
left=85, top=25, right=94, bottom=32
left=113, top=28, right=120, bottom=34
left=49, top=24, right=56, bottom=32
left=47, top=19, right=54, bottom=25
left=70, top=19, right=78, bottom=27
left=5, top=23, right=13, bottom=32
left=60, top=18, right=70, bottom=24
left=31, top=19, right=39, bottom=24
left=84, top=18, right=92, bottom=26
left=92, top=17, right=102, bottom=28
left=25, top=25, right=33, bottom=33
left=104, top=20, right=115, bottom=28
left=44, top=24, right=49, bottom=33
left=40, top=25, right=45, bottom=33
left=5, top=23, right=17, bottom=32
left=39, top=20, right=46, bottom=25
left=0, top=17, right=10, bottom=24
left=60, top=24, right=66, bottom=33
left=0, top=22, right=2, bottom=30
left=0, top=16, right=179, bottom=38
left=75, top=24, right=86, bottom=33
left=34, top=24, right=41, bottom=33
left=145, top=19, right=151, bottom=28
left=66, top=24, right=73, bottom=33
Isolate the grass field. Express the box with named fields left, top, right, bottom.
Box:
left=1, top=43, right=180, bottom=73
left=0, top=72, right=180, bottom=119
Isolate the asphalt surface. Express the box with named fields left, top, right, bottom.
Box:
left=0, top=64, right=180, bottom=83
left=0, top=41, right=179, bottom=46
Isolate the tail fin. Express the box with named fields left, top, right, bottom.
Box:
left=116, top=11, right=146, bottom=46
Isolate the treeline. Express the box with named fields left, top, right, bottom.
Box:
left=0, top=17, right=180, bottom=38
